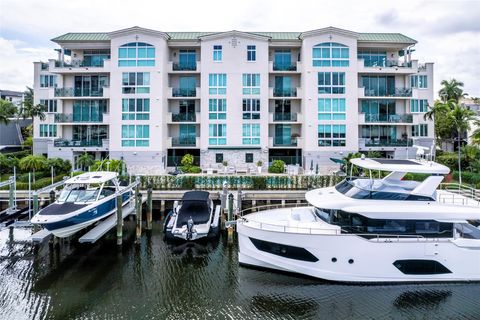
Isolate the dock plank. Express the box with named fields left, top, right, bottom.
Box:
left=30, top=229, right=52, bottom=243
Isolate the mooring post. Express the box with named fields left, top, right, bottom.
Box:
left=49, top=190, right=56, bottom=204
left=227, top=193, right=234, bottom=242
left=116, top=194, right=123, bottom=246
left=220, top=182, right=228, bottom=230
left=146, top=186, right=152, bottom=230
left=237, top=188, right=242, bottom=217
left=32, top=192, right=39, bottom=216
left=8, top=177, right=14, bottom=210
left=135, top=186, right=142, bottom=244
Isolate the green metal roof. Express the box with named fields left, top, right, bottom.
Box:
left=52, top=31, right=416, bottom=44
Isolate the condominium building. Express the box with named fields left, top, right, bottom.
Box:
left=33, top=26, right=434, bottom=174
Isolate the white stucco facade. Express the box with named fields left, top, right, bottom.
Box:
left=32, top=26, right=435, bottom=174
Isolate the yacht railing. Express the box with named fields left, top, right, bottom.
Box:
left=438, top=183, right=480, bottom=206
left=238, top=202, right=308, bottom=217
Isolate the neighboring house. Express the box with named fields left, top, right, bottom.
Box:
left=0, top=89, right=30, bottom=152
left=32, top=26, right=435, bottom=174
left=462, top=98, right=480, bottom=145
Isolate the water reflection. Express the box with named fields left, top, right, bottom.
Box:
left=0, top=222, right=480, bottom=320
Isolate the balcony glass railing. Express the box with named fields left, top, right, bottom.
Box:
left=273, top=137, right=298, bottom=146
left=171, top=137, right=197, bottom=146
left=362, top=59, right=412, bottom=68
left=363, top=88, right=412, bottom=97
left=273, top=62, right=297, bottom=71
left=273, top=88, right=297, bottom=97
left=364, top=138, right=413, bottom=147
left=54, top=88, right=104, bottom=97
left=172, top=88, right=196, bottom=97
left=54, top=59, right=106, bottom=68
left=364, top=114, right=413, bottom=123
left=172, top=62, right=197, bottom=71
left=172, top=113, right=196, bottom=122
left=273, top=113, right=298, bottom=121
left=54, top=113, right=105, bottom=123
left=54, top=139, right=104, bottom=147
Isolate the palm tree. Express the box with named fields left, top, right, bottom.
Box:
left=448, top=102, right=476, bottom=184
left=19, top=87, right=46, bottom=122
left=424, top=100, right=449, bottom=150
left=471, top=120, right=480, bottom=145
left=19, top=155, right=47, bottom=183
left=438, top=79, right=466, bottom=103
left=76, top=152, right=94, bottom=171
left=0, top=99, right=17, bottom=125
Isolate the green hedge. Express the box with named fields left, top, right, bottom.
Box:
left=453, top=171, right=480, bottom=186
left=1, top=174, right=67, bottom=190
left=139, top=174, right=343, bottom=190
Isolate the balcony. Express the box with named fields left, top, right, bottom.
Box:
left=358, top=87, right=412, bottom=99
left=169, top=87, right=199, bottom=99
left=272, top=113, right=299, bottom=122
left=53, top=139, right=105, bottom=148
left=171, top=112, right=197, bottom=122
left=270, top=136, right=301, bottom=147
left=54, top=87, right=109, bottom=99
left=170, top=136, right=198, bottom=147
left=54, top=113, right=107, bottom=123
left=360, top=113, right=413, bottom=124
left=50, top=59, right=110, bottom=73
left=272, top=88, right=297, bottom=98
left=362, top=138, right=413, bottom=147
left=357, top=59, right=417, bottom=74
left=168, top=61, right=200, bottom=73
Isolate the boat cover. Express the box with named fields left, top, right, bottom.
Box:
left=176, top=191, right=211, bottom=227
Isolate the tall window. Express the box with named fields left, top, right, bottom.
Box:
left=118, top=42, right=155, bottom=67
left=318, top=72, right=345, bottom=94
left=209, top=124, right=226, bottom=145
left=243, top=99, right=260, bottom=119
left=357, top=49, right=387, bottom=67
left=39, top=124, right=57, bottom=137
left=242, top=74, right=260, bottom=94
left=318, top=98, right=346, bottom=120
left=247, top=45, right=256, bottom=61
left=121, top=125, right=149, bottom=147
left=313, top=43, right=349, bottom=67
left=361, top=76, right=396, bottom=96
left=40, top=75, right=57, bottom=88
left=410, top=99, right=428, bottom=113
left=209, top=99, right=227, bottom=120
left=122, top=72, right=150, bottom=93
left=213, top=45, right=222, bottom=61
left=209, top=74, right=227, bottom=94
left=412, top=124, right=428, bottom=137
left=39, top=99, right=57, bottom=113
left=410, top=75, right=428, bottom=88
left=242, top=124, right=260, bottom=145
left=318, top=125, right=346, bottom=147
left=122, top=99, right=150, bottom=120
left=73, top=100, right=107, bottom=122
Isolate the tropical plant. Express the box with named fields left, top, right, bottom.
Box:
left=19, top=87, right=46, bottom=125
left=19, top=155, right=47, bottom=182
left=424, top=100, right=450, bottom=147
left=438, top=79, right=466, bottom=102
left=0, top=99, right=17, bottom=125
left=342, top=152, right=362, bottom=176
left=268, top=160, right=285, bottom=174
left=448, top=102, right=476, bottom=184
left=471, top=120, right=480, bottom=145
left=180, top=154, right=194, bottom=167
left=46, top=158, right=72, bottom=174
left=76, top=152, right=94, bottom=171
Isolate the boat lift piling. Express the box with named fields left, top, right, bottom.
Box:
left=146, top=186, right=152, bottom=230
left=116, top=194, right=123, bottom=245
left=227, top=193, right=234, bottom=242
left=135, top=185, right=142, bottom=244
left=220, top=182, right=228, bottom=231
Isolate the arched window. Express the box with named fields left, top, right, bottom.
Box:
left=313, top=42, right=349, bottom=67
left=118, top=42, right=155, bottom=67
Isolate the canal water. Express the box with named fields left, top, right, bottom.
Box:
left=1, top=219, right=479, bottom=320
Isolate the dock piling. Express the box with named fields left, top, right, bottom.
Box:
left=135, top=185, right=142, bottom=244
left=32, top=193, right=39, bottom=216
left=116, top=195, right=123, bottom=246
left=227, top=193, right=234, bottom=242
left=8, top=177, right=14, bottom=210
left=146, top=186, right=152, bottom=230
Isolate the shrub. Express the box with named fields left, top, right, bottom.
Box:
left=180, top=176, right=195, bottom=189
left=46, top=158, right=71, bottom=174
left=0, top=154, right=19, bottom=174
left=180, top=154, right=194, bottom=167
left=268, top=160, right=285, bottom=174
left=453, top=171, right=480, bottom=185
left=180, top=165, right=201, bottom=174
left=251, top=176, right=267, bottom=189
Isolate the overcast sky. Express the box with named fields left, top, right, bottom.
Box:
left=0, top=0, right=479, bottom=97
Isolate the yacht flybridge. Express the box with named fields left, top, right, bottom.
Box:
left=237, top=157, right=480, bottom=283
left=31, top=172, right=133, bottom=238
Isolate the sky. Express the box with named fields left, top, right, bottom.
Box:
left=0, top=0, right=479, bottom=97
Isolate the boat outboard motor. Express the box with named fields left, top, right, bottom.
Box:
left=186, top=217, right=194, bottom=240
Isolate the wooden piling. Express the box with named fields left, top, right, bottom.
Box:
left=8, top=178, right=14, bottom=210
left=32, top=193, right=39, bottom=215
left=135, top=186, right=142, bottom=244
left=227, top=193, right=234, bottom=243
left=160, top=200, right=165, bottom=215
left=116, top=194, right=123, bottom=246
left=146, top=187, right=152, bottom=230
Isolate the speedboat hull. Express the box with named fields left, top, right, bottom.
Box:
left=31, top=192, right=132, bottom=238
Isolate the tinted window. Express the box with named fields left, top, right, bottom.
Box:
left=249, top=238, right=319, bottom=262
left=393, top=260, right=452, bottom=275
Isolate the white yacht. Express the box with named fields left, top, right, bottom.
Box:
left=237, top=157, right=480, bottom=283
left=31, top=172, right=133, bottom=238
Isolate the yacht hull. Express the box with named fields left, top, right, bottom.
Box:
left=237, top=218, right=480, bottom=283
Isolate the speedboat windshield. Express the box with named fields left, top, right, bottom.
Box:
left=58, top=185, right=99, bottom=203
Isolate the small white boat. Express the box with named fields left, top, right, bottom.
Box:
left=31, top=172, right=133, bottom=238
left=237, top=157, right=480, bottom=283
left=164, top=191, right=220, bottom=241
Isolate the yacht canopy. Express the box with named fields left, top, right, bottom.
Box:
left=65, top=171, right=118, bottom=185
left=350, top=158, right=450, bottom=174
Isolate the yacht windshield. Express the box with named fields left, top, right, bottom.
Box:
left=58, top=185, right=99, bottom=203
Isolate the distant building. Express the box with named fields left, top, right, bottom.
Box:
left=32, top=26, right=435, bottom=173
left=0, top=89, right=29, bottom=151
left=462, top=97, right=480, bottom=144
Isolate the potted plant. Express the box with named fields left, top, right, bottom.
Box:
left=222, top=160, right=228, bottom=173
left=256, top=160, right=263, bottom=173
